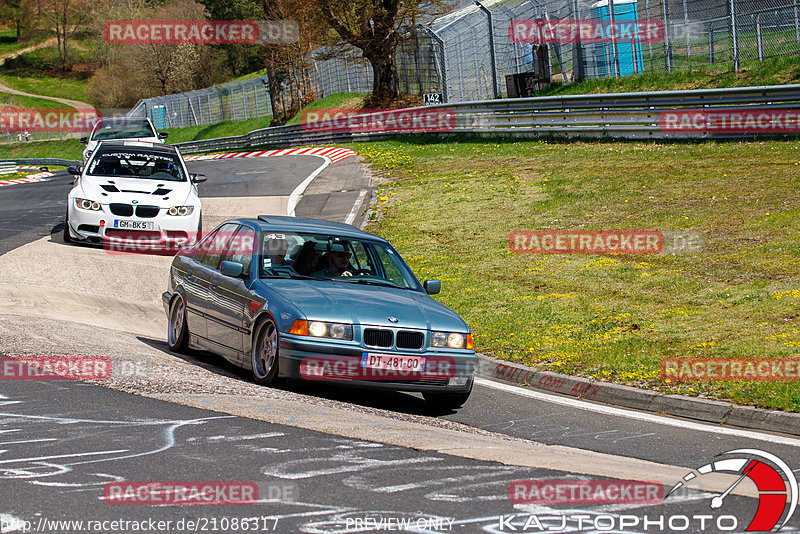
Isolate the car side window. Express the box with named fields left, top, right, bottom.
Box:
left=196, top=223, right=239, bottom=269
left=222, top=226, right=256, bottom=276
left=350, top=241, right=374, bottom=273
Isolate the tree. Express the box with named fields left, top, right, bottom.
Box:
left=315, top=0, right=451, bottom=107
left=42, top=0, right=89, bottom=71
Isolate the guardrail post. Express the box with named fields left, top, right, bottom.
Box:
left=475, top=0, right=499, bottom=98
left=730, top=0, right=739, bottom=71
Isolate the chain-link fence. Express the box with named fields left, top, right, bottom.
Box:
left=128, top=75, right=273, bottom=129
left=122, top=0, right=800, bottom=129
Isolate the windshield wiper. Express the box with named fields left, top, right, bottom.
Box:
left=337, top=278, right=407, bottom=289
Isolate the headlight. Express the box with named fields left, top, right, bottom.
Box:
left=309, top=321, right=353, bottom=340
left=431, top=331, right=468, bottom=349
left=75, top=198, right=101, bottom=211
left=167, top=206, right=194, bottom=216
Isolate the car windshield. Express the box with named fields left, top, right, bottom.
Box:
left=91, top=120, right=155, bottom=141
left=259, top=232, right=420, bottom=290
left=86, top=150, right=186, bottom=181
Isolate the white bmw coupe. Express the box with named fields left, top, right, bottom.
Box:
left=64, top=141, right=205, bottom=249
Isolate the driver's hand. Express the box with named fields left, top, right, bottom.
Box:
left=342, top=271, right=353, bottom=277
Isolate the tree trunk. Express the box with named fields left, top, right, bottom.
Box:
left=265, top=47, right=287, bottom=125
left=364, top=48, right=399, bottom=107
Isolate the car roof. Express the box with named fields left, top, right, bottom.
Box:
left=95, top=116, right=151, bottom=125
left=94, top=140, right=178, bottom=155
left=233, top=215, right=387, bottom=243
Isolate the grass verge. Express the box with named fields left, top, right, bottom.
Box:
left=1, top=75, right=88, bottom=103
left=354, top=136, right=800, bottom=412
left=539, top=56, right=800, bottom=96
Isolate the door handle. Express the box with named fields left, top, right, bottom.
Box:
left=210, top=280, right=219, bottom=290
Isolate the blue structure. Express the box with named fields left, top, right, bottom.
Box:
left=591, top=0, right=644, bottom=77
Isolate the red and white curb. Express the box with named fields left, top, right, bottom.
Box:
left=183, top=146, right=356, bottom=165
left=0, top=171, right=55, bottom=187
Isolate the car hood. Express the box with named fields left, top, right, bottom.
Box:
left=78, top=175, right=193, bottom=207
left=254, top=279, right=469, bottom=332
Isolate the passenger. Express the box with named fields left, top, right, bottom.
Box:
left=294, top=241, right=321, bottom=275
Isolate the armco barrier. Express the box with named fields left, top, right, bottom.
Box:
left=171, top=84, right=800, bottom=154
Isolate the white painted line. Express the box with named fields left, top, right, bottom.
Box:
left=475, top=377, right=800, bottom=447
left=345, top=190, right=368, bottom=225
left=287, top=156, right=332, bottom=217
left=0, top=438, right=59, bottom=445
left=0, top=449, right=128, bottom=464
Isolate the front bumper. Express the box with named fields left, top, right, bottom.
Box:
left=67, top=202, right=200, bottom=247
left=277, top=336, right=477, bottom=393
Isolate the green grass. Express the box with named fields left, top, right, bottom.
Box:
left=541, top=55, right=800, bottom=96
left=0, top=90, right=72, bottom=109
left=0, top=139, right=83, bottom=160
left=0, top=28, right=51, bottom=57
left=1, top=75, right=88, bottom=103
left=353, top=137, right=800, bottom=412
left=285, top=93, right=368, bottom=124
left=163, top=116, right=273, bottom=143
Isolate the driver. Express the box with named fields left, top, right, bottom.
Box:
left=313, top=242, right=354, bottom=277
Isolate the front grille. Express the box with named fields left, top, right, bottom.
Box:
left=105, top=229, right=162, bottom=241
left=110, top=203, right=133, bottom=216
left=135, top=205, right=160, bottom=218
left=364, top=329, right=393, bottom=348
left=396, top=331, right=424, bottom=349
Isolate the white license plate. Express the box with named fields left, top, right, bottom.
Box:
left=361, top=352, right=426, bottom=372
left=114, top=220, right=154, bottom=230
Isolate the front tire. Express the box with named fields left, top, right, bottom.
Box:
left=251, top=317, right=279, bottom=385
left=423, top=389, right=472, bottom=410
left=167, top=296, right=189, bottom=352
left=62, top=210, right=73, bottom=243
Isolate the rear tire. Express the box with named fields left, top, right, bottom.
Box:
left=423, top=389, right=472, bottom=410
left=251, top=317, right=279, bottom=386
left=167, top=295, right=189, bottom=352
left=62, top=211, right=73, bottom=243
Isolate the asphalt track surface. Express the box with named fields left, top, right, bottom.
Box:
left=1, top=155, right=800, bottom=533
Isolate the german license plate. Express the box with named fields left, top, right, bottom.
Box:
left=361, top=352, right=426, bottom=372
left=114, top=220, right=154, bottom=230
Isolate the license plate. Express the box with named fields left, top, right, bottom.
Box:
left=114, top=220, right=154, bottom=230
left=361, top=352, right=426, bottom=372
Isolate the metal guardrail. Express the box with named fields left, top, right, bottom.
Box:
left=0, top=158, right=79, bottom=167
left=172, top=84, right=800, bottom=154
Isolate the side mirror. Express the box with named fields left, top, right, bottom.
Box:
left=158, top=132, right=169, bottom=139
left=423, top=279, right=441, bottom=295
left=67, top=165, right=81, bottom=176
left=79, top=137, right=88, bottom=144
left=191, top=173, right=207, bottom=183
left=220, top=260, right=244, bottom=278
left=39, top=166, right=48, bottom=172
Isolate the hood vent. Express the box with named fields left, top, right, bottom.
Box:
left=152, top=188, right=172, bottom=196
left=101, top=184, right=120, bottom=192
